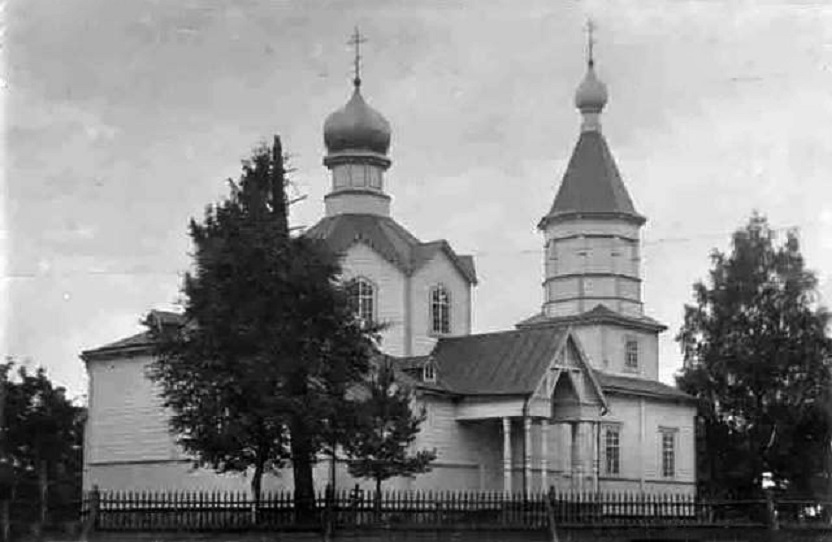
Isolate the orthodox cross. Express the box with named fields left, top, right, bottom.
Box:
left=585, top=19, right=596, bottom=66
left=348, top=26, right=367, bottom=87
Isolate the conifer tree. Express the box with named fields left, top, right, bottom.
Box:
left=146, top=137, right=379, bottom=510
left=343, top=358, right=436, bottom=499
left=677, top=213, right=832, bottom=499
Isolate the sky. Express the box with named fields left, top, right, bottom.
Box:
left=4, top=0, right=832, bottom=401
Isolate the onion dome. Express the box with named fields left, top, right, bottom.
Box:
left=574, top=61, right=608, bottom=114
left=324, top=84, right=391, bottom=155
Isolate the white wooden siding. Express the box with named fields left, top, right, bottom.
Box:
left=86, top=355, right=178, bottom=464
left=341, top=243, right=407, bottom=357
left=410, top=251, right=471, bottom=356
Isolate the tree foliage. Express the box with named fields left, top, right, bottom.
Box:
left=676, top=213, right=832, bottom=499
left=343, top=357, right=436, bottom=496
left=0, top=359, right=84, bottom=524
left=145, top=137, right=379, bottom=505
left=1, top=360, right=84, bottom=477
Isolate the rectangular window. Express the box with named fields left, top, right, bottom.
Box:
left=661, top=430, right=676, bottom=478
left=604, top=426, right=621, bottom=475
left=625, top=336, right=638, bottom=369
left=583, top=278, right=594, bottom=295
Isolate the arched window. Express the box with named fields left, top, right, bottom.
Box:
left=346, top=277, right=375, bottom=324
left=430, top=285, right=451, bottom=335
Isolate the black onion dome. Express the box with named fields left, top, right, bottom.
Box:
left=324, top=87, right=391, bottom=155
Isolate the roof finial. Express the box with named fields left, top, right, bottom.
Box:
left=348, top=26, right=367, bottom=88
left=585, top=19, right=596, bottom=68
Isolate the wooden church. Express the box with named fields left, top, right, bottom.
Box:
left=81, top=42, right=696, bottom=496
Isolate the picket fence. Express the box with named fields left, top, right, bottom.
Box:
left=77, top=486, right=817, bottom=532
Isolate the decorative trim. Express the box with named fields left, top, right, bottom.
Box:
left=324, top=188, right=391, bottom=201
left=546, top=233, right=640, bottom=243
left=545, top=295, right=641, bottom=304
left=81, top=344, right=154, bottom=362
left=545, top=272, right=641, bottom=283
left=323, top=151, right=391, bottom=169
left=538, top=211, right=647, bottom=230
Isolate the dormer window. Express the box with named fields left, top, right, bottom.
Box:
left=430, top=285, right=451, bottom=335
left=346, top=277, right=376, bottom=324
left=422, top=359, right=436, bottom=383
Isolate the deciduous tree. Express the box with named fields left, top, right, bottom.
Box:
left=677, top=213, right=832, bottom=498
left=0, top=359, right=84, bottom=529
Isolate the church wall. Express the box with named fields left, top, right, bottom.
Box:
left=324, top=191, right=390, bottom=217
left=601, top=394, right=695, bottom=494
left=546, top=220, right=640, bottom=240
left=410, top=251, right=471, bottom=356
left=571, top=325, right=659, bottom=379
left=85, top=355, right=178, bottom=472
left=409, top=397, right=494, bottom=490
left=341, top=243, right=407, bottom=356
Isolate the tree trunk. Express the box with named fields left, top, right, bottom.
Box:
left=374, top=477, right=382, bottom=520
left=38, top=459, right=48, bottom=531
left=251, top=458, right=265, bottom=526
left=290, top=418, right=316, bottom=523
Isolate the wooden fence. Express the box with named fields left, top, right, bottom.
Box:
left=80, top=486, right=831, bottom=533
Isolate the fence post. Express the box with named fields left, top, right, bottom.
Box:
left=323, top=484, right=334, bottom=541
left=81, top=485, right=100, bottom=539
left=545, top=486, right=560, bottom=542
left=765, top=491, right=778, bottom=532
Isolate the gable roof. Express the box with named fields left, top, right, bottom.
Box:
left=517, top=304, right=667, bottom=332
left=397, top=323, right=688, bottom=404
left=539, top=131, right=645, bottom=229
left=429, top=327, right=568, bottom=395
left=305, top=214, right=477, bottom=284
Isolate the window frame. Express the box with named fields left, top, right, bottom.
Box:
left=422, top=359, right=436, bottom=383
left=624, top=335, right=639, bottom=370
left=346, top=276, right=376, bottom=325
left=603, top=424, right=622, bottom=476
left=660, top=428, right=677, bottom=479
left=429, top=284, right=451, bottom=335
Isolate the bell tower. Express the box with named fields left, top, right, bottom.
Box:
left=538, top=25, right=646, bottom=319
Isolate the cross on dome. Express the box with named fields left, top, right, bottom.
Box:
left=348, top=26, right=367, bottom=88
left=575, top=20, right=608, bottom=129
left=586, top=19, right=596, bottom=67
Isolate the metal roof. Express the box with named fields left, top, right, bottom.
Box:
left=540, top=131, right=645, bottom=228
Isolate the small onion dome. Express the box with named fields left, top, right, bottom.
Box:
left=574, top=62, right=608, bottom=114
left=324, top=86, right=391, bottom=155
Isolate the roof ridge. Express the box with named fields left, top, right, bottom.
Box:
left=439, top=326, right=552, bottom=342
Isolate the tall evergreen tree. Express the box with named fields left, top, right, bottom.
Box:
left=343, top=358, right=436, bottom=498
left=677, top=213, right=832, bottom=499
left=146, top=137, right=379, bottom=510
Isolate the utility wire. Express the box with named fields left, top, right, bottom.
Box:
left=2, top=219, right=826, bottom=279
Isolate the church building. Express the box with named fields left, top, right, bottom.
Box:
left=81, top=42, right=696, bottom=496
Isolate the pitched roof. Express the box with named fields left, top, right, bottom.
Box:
left=81, top=309, right=182, bottom=360
left=81, top=331, right=152, bottom=360
left=305, top=214, right=477, bottom=284
left=517, top=304, right=667, bottom=332
left=594, top=371, right=694, bottom=403
left=429, top=327, right=568, bottom=395
left=539, top=131, right=645, bottom=228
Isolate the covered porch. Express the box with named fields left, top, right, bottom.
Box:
left=455, top=360, right=608, bottom=494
